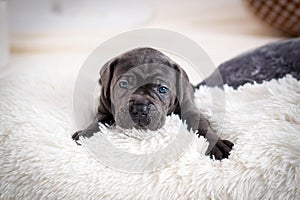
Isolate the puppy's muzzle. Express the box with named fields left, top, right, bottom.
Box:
left=129, top=98, right=151, bottom=127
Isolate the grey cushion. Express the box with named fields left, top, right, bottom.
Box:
left=197, top=38, right=300, bottom=89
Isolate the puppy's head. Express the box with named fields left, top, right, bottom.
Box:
left=99, top=47, right=190, bottom=130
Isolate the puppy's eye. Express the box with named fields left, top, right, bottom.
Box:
left=119, top=80, right=128, bottom=89
left=158, top=86, right=169, bottom=94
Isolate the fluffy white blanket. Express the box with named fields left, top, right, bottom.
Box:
left=0, top=63, right=299, bottom=199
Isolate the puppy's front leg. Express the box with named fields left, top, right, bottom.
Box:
left=72, top=119, right=99, bottom=143
left=184, top=111, right=234, bottom=160
left=201, top=124, right=234, bottom=160
left=72, top=117, right=114, bottom=144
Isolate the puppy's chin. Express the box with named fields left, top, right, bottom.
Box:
left=115, top=106, right=166, bottom=131
left=132, top=117, right=165, bottom=131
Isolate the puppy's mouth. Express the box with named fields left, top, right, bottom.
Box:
left=131, top=118, right=151, bottom=129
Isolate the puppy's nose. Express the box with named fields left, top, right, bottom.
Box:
left=129, top=96, right=150, bottom=116
left=129, top=103, right=149, bottom=117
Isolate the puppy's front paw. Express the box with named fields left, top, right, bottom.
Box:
left=72, top=130, right=83, bottom=145
left=210, top=140, right=234, bottom=160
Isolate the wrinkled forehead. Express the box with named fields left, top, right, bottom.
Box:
left=114, top=63, right=177, bottom=82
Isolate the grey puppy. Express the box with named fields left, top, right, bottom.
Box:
left=72, top=47, right=234, bottom=160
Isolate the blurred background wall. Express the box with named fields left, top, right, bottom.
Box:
left=2, top=0, right=298, bottom=73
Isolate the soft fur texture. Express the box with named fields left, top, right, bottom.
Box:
left=0, top=62, right=299, bottom=199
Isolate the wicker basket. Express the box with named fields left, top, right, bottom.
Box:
left=244, top=0, right=300, bottom=36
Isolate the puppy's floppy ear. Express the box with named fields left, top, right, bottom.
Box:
left=97, top=58, right=119, bottom=117
left=171, top=63, right=198, bottom=129
left=172, top=63, right=193, bottom=103
left=99, top=58, right=119, bottom=99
